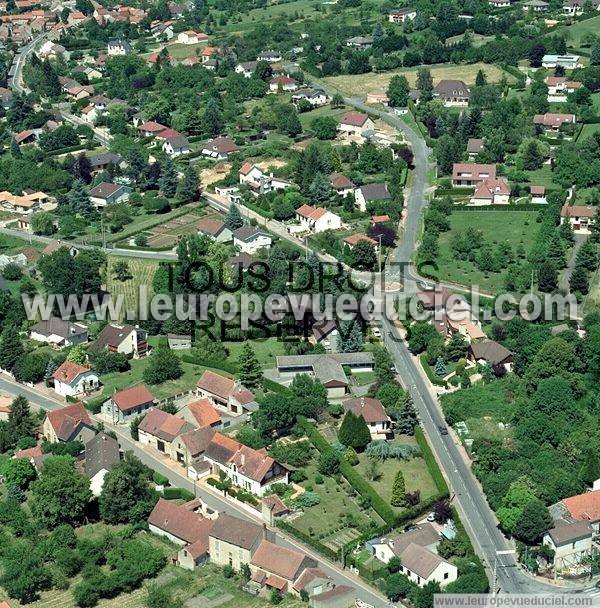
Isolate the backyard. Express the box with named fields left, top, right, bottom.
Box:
left=105, top=256, right=160, bottom=317
left=430, top=209, right=540, bottom=293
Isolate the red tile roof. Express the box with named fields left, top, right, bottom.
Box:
left=340, top=111, right=370, bottom=127
left=52, top=360, right=92, bottom=385
left=561, top=205, right=597, bottom=218
left=14, top=445, right=43, bottom=459
left=296, top=204, right=328, bottom=221
left=452, top=163, right=497, bottom=181
left=197, top=370, right=235, bottom=400
left=139, top=408, right=190, bottom=442
left=562, top=490, right=600, bottom=523
left=343, top=397, right=390, bottom=424
left=185, top=398, right=221, bottom=427
left=148, top=498, right=214, bottom=545
left=533, top=113, right=575, bottom=127
left=112, top=384, right=154, bottom=412
left=250, top=540, right=312, bottom=581
left=343, top=233, right=377, bottom=247
left=46, top=402, right=92, bottom=442
left=472, top=177, right=510, bottom=199
left=139, top=121, right=168, bottom=133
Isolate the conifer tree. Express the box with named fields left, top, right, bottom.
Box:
left=338, top=410, right=371, bottom=451
left=159, top=157, right=178, bottom=198
left=225, top=204, right=244, bottom=230
left=237, top=342, right=262, bottom=389
left=0, top=326, right=24, bottom=371
left=177, top=165, right=199, bottom=203
left=391, top=470, right=406, bottom=507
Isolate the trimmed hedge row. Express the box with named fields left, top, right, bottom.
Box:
left=262, top=377, right=293, bottom=396
left=297, top=416, right=396, bottom=526
left=152, top=471, right=170, bottom=486
left=452, top=204, right=543, bottom=212
left=180, top=354, right=239, bottom=375
left=85, top=395, right=106, bottom=413
left=415, top=426, right=449, bottom=496
left=420, top=355, right=447, bottom=388
left=163, top=487, right=195, bottom=500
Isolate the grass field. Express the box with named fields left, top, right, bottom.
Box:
left=0, top=234, right=43, bottom=255
left=106, top=256, right=160, bottom=317
left=355, top=436, right=438, bottom=510
left=164, top=41, right=207, bottom=60
left=321, top=62, right=517, bottom=96
left=523, top=165, right=557, bottom=188
left=557, top=14, right=600, bottom=52
left=431, top=210, right=540, bottom=293
left=579, top=123, right=600, bottom=141
left=223, top=338, right=286, bottom=367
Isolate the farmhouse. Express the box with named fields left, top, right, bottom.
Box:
left=452, top=163, right=496, bottom=187
left=52, top=361, right=99, bottom=398
left=42, top=402, right=95, bottom=444
left=204, top=433, right=289, bottom=496
left=342, top=397, right=391, bottom=439
left=29, top=317, right=88, bottom=348
left=202, top=136, right=241, bottom=160
left=355, top=183, right=391, bottom=212
left=196, top=370, right=257, bottom=414
left=102, top=383, right=155, bottom=423
left=295, top=204, right=342, bottom=233
left=338, top=111, right=375, bottom=137
left=560, top=205, right=597, bottom=234
left=433, top=80, right=470, bottom=107
left=209, top=513, right=265, bottom=570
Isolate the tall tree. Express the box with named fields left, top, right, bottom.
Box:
left=338, top=411, right=371, bottom=451
left=158, top=157, right=178, bottom=198
left=177, top=165, right=199, bottom=203
left=416, top=68, right=433, bottom=102
left=202, top=98, right=224, bottom=136
left=387, top=75, right=410, bottom=107
left=224, top=204, right=243, bottom=230
left=7, top=395, right=37, bottom=442
left=66, top=179, right=91, bottom=214
left=237, top=342, right=262, bottom=389
left=0, top=326, right=24, bottom=371
left=391, top=470, right=406, bottom=506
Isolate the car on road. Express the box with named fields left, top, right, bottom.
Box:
left=371, top=327, right=381, bottom=338
left=427, top=512, right=435, bottom=522
left=438, top=425, right=449, bottom=435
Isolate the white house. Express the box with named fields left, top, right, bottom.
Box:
left=342, top=397, right=391, bottom=439
left=92, top=323, right=148, bottom=357
left=469, top=177, right=510, bottom=205
left=107, top=39, right=132, bottom=56
left=232, top=225, right=272, bottom=254
left=52, top=361, right=99, bottom=398
left=203, top=432, right=289, bottom=496
left=399, top=543, right=458, bottom=587
left=291, top=88, right=329, bottom=107
left=560, top=205, right=597, bottom=235
left=542, top=522, right=593, bottom=571
left=89, top=182, right=131, bottom=208
left=530, top=186, right=547, bottom=204
left=269, top=75, right=298, bottom=93
left=29, top=317, right=88, bottom=348
left=545, top=77, right=583, bottom=102
left=338, top=111, right=375, bottom=138
left=354, top=183, right=391, bottom=212
left=388, top=7, right=417, bottom=22
left=239, top=162, right=291, bottom=196
left=295, top=204, right=342, bottom=233
left=541, top=54, right=581, bottom=69
left=102, top=384, right=155, bottom=424
left=85, top=433, right=120, bottom=496
left=177, top=30, right=209, bottom=44
left=162, top=134, right=191, bottom=157
left=235, top=61, right=257, bottom=78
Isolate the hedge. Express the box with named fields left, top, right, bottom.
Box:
left=452, top=204, right=541, bottom=212
left=297, top=416, right=396, bottom=526
left=419, top=355, right=447, bottom=388
left=163, top=487, right=194, bottom=500
left=415, top=426, right=449, bottom=496
left=276, top=519, right=338, bottom=561
left=262, top=377, right=293, bottom=396
left=152, top=471, right=170, bottom=486
left=179, top=354, right=239, bottom=375
left=84, top=395, right=106, bottom=413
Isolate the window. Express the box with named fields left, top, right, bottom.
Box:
left=444, top=572, right=449, bottom=580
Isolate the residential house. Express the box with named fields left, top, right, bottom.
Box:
left=533, top=113, right=576, bottom=132
left=101, top=383, right=155, bottom=424
left=85, top=432, right=120, bottom=496
left=310, top=586, right=356, bottom=608
left=167, top=334, right=192, bottom=349
left=342, top=397, right=391, bottom=439
left=173, top=426, right=216, bottom=469
left=489, top=0, right=510, bottom=6
left=235, top=61, right=258, bottom=78
left=541, top=54, right=581, bottom=69
left=202, top=136, right=241, bottom=160
left=41, top=239, right=79, bottom=257
left=201, top=46, right=222, bottom=64
left=177, top=30, right=208, bottom=44
left=148, top=498, right=214, bottom=570
left=550, top=489, right=600, bottom=534
left=295, top=204, right=342, bottom=233
left=178, top=398, right=222, bottom=430
left=309, top=320, right=339, bottom=353
left=452, top=163, right=497, bottom=187
left=276, top=352, right=374, bottom=398
left=292, top=568, right=334, bottom=598
left=466, top=138, right=484, bottom=160
left=354, top=182, right=391, bottom=212
left=52, top=361, right=99, bottom=398
left=388, top=7, right=417, bottom=22
left=523, top=0, right=549, bottom=11
left=137, top=408, right=194, bottom=456
left=89, top=182, right=131, bottom=208
left=0, top=395, right=11, bottom=422
left=233, top=225, right=272, bottom=254
left=346, top=35, right=373, bottom=49
left=433, top=80, right=470, bottom=107
left=372, top=523, right=440, bottom=564
left=338, top=111, right=375, bottom=138
left=469, top=177, right=510, bottom=205
left=42, top=402, right=95, bottom=444
left=29, top=317, right=88, bottom=348
left=291, top=88, right=329, bottom=107
left=107, top=38, right=131, bottom=55
left=249, top=540, right=317, bottom=594
left=239, top=162, right=291, bottom=196
left=14, top=130, right=37, bottom=146
left=329, top=173, right=355, bottom=197
left=563, top=0, right=600, bottom=14
left=196, top=370, right=257, bottom=415
left=560, top=205, right=597, bottom=234
left=257, top=50, right=282, bottom=62
left=208, top=513, right=265, bottom=570
left=197, top=217, right=233, bottom=243
left=269, top=75, right=298, bottom=93
left=542, top=522, right=593, bottom=571
left=530, top=185, right=547, bottom=204
left=343, top=233, right=378, bottom=251
left=0, top=87, right=13, bottom=110
left=162, top=133, right=191, bottom=157
left=87, top=152, right=123, bottom=175
left=150, top=20, right=175, bottom=40
left=545, top=77, right=582, bottom=102
left=399, top=543, right=458, bottom=587
left=204, top=433, right=289, bottom=496
left=138, top=121, right=168, bottom=138
left=468, top=340, right=513, bottom=372
left=92, top=323, right=148, bottom=357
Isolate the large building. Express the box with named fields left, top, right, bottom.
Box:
left=208, top=513, right=266, bottom=570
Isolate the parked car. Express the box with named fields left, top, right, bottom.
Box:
left=438, top=425, right=448, bottom=435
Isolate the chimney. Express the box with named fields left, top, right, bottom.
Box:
left=262, top=522, right=268, bottom=540
left=240, top=453, right=245, bottom=466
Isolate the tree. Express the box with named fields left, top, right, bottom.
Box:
left=7, top=395, right=36, bottom=443
left=0, top=325, right=24, bottom=371
left=202, top=98, right=224, bottom=136
left=570, top=264, right=589, bottom=294
left=30, top=456, right=92, bottom=528
left=238, top=342, right=262, bottom=389
left=579, top=449, right=600, bottom=486
left=311, top=116, right=337, bottom=140
left=143, top=346, right=182, bottom=384
left=4, top=264, right=23, bottom=281
left=521, top=140, right=544, bottom=170
left=538, top=261, right=557, bottom=292
left=391, top=470, right=406, bottom=507
left=591, top=38, right=600, bottom=65
left=159, top=157, right=178, bottom=197
left=0, top=541, right=50, bottom=603
left=177, top=165, right=199, bottom=203
left=384, top=573, right=414, bottom=601
left=30, top=211, right=54, bottom=235
left=4, top=458, right=36, bottom=490
left=67, top=345, right=87, bottom=364
left=100, top=452, right=156, bottom=524
left=331, top=93, right=344, bottom=108
left=513, top=499, right=552, bottom=543
left=317, top=450, right=340, bottom=476
left=113, top=260, right=132, bottom=281
left=408, top=322, right=437, bottom=354
left=349, top=240, right=377, bottom=270
left=416, top=68, right=433, bottom=102
left=529, top=44, right=546, bottom=67
left=225, top=204, right=244, bottom=230
left=337, top=320, right=363, bottom=352
left=66, top=179, right=92, bottom=214
left=387, top=75, right=410, bottom=107
left=338, top=411, right=371, bottom=451
left=434, top=499, right=452, bottom=523
left=434, top=357, right=447, bottom=377
left=290, top=374, right=328, bottom=420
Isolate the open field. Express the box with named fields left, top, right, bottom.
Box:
left=431, top=210, right=540, bottom=293
left=557, top=14, right=600, bottom=52
left=578, top=123, right=600, bottom=141
left=223, top=338, right=286, bottom=367
left=145, top=211, right=205, bottom=249
left=321, top=62, right=517, bottom=96
left=165, top=41, right=208, bottom=60
left=355, top=436, right=438, bottom=509
left=106, top=256, right=160, bottom=316
left=523, top=164, right=557, bottom=188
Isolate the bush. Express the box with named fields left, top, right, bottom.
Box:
left=294, top=491, right=321, bottom=508
left=318, top=451, right=341, bottom=476
left=162, top=487, right=181, bottom=499
left=152, top=472, right=169, bottom=487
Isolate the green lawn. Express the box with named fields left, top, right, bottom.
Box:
left=557, top=14, right=600, bottom=52
left=578, top=123, right=600, bottom=141
left=223, top=338, right=286, bottom=368
left=523, top=165, right=557, bottom=189
left=298, top=105, right=347, bottom=131
left=355, top=436, right=438, bottom=510
left=0, top=234, right=44, bottom=255
left=431, top=210, right=540, bottom=293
